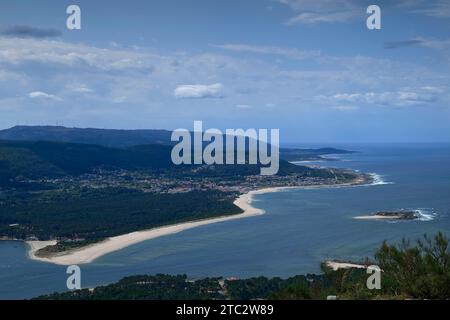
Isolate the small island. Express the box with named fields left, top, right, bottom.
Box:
left=354, top=210, right=419, bottom=220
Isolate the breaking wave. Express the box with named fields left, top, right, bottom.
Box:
left=369, top=173, right=394, bottom=186
left=414, top=208, right=438, bottom=221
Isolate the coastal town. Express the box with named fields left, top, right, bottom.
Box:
left=15, top=166, right=371, bottom=196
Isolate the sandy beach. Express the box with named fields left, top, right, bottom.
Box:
left=27, top=188, right=280, bottom=266
left=353, top=215, right=403, bottom=220
left=326, top=261, right=367, bottom=271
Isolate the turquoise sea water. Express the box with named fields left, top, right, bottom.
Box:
left=1, top=143, right=449, bottom=299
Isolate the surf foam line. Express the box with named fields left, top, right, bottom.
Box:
left=367, top=173, right=394, bottom=186
left=414, top=209, right=438, bottom=221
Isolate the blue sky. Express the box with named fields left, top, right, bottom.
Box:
left=0, top=0, right=449, bottom=142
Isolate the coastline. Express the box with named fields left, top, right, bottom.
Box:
left=26, top=188, right=275, bottom=266
left=353, top=215, right=403, bottom=220
left=26, top=174, right=375, bottom=266
left=325, top=261, right=367, bottom=271
left=27, top=241, right=58, bottom=258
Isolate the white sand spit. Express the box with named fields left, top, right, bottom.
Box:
left=27, top=189, right=278, bottom=266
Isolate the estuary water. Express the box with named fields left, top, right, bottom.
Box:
left=1, top=143, right=449, bottom=299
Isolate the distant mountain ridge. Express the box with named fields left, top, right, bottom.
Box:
left=0, top=126, right=352, bottom=157
left=0, top=126, right=172, bottom=148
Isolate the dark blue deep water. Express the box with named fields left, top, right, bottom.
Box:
left=1, top=143, right=449, bottom=299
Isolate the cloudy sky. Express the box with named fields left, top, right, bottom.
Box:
left=0, top=0, right=449, bottom=143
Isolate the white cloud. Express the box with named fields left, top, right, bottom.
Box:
left=0, top=38, right=159, bottom=72
left=236, top=104, right=252, bottom=109
left=174, top=83, right=224, bottom=99
left=332, top=105, right=359, bottom=111
left=417, top=37, right=450, bottom=49
left=0, top=69, right=26, bottom=82
left=278, top=0, right=450, bottom=25
left=66, top=84, right=94, bottom=93
left=214, top=44, right=320, bottom=60
left=421, top=86, right=445, bottom=93
left=28, top=91, right=62, bottom=101
left=332, top=93, right=364, bottom=103
left=111, top=96, right=127, bottom=104
left=286, top=11, right=356, bottom=25
left=278, top=0, right=353, bottom=12
left=0, top=33, right=447, bottom=130
left=325, top=89, right=439, bottom=107
left=278, top=0, right=361, bottom=25
left=412, top=0, right=450, bottom=18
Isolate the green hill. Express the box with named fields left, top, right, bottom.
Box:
left=0, top=140, right=339, bottom=186
left=0, top=140, right=174, bottom=181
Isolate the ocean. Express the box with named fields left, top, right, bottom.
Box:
left=1, top=143, right=449, bottom=299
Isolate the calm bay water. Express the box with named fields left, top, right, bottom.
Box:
left=1, top=143, right=449, bottom=299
